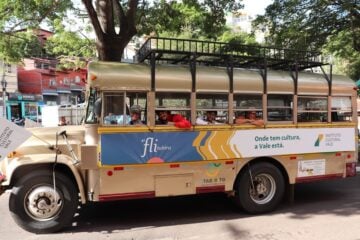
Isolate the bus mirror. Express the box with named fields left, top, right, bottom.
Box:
left=94, top=98, right=102, bottom=118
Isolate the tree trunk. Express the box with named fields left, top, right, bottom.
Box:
left=96, top=35, right=127, bottom=61
left=82, top=0, right=138, bottom=62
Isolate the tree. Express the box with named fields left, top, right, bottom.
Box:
left=324, top=30, right=360, bottom=80
left=146, top=0, right=243, bottom=39
left=253, top=0, right=360, bottom=79
left=81, top=0, right=243, bottom=61
left=0, top=0, right=243, bottom=63
left=0, top=0, right=72, bottom=63
left=44, top=19, right=97, bottom=69
left=81, top=0, right=141, bottom=61
left=254, top=0, right=360, bottom=51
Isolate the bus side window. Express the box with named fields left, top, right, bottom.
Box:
left=267, top=94, right=293, bottom=122
left=297, top=96, right=327, bottom=122
left=331, top=96, right=352, bottom=122
left=127, top=92, right=147, bottom=124
left=233, top=94, right=263, bottom=124
left=196, top=93, right=228, bottom=124
left=103, top=92, right=126, bottom=125
left=155, top=92, right=190, bottom=125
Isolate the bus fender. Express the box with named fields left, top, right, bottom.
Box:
left=4, top=154, right=86, bottom=204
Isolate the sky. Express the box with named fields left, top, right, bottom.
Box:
left=242, top=0, right=273, bottom=16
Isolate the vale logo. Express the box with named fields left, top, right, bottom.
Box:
left=314, top=134, right=324, bottom=147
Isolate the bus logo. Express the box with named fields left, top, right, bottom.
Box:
left=141, top=137, right=172, bottom=158
left=314, top=134, right=324, bottom=147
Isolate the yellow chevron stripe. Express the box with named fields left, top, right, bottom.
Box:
left=193, top=131, right=208, bottom=147
left=198, top=132, right=217, bottom=160
left=207, top=131, right=235, bottom=159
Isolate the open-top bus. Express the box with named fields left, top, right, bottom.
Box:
left=0, top=37, right=357, bottom=233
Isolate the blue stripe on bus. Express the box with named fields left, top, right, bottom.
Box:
left=100, top=132, right=204, bottom=165
left=200, top=131, right=211, bottom=146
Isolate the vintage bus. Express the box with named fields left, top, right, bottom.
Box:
left=0, top=38, right=357, bottom=233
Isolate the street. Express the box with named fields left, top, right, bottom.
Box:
left=0, top=175, right=360, bottom=240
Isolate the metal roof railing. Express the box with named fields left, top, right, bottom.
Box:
left=137, top=37, right=325, bottom=71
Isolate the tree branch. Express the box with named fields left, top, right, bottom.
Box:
left=123, top=0, right=138, bottom=36
left=113, top=0, right=125, bottom=34
left=81, top=0, right=104, bottom=41
left=105, top=0, right=115, bottom=35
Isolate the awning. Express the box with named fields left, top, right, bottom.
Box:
left=70, top=84, right=85, bottom=92
left=42, top=89, right=58, bottom=96
left=57, top=89, right=71, bottom=94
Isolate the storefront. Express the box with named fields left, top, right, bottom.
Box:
left=6, top=93, right=43, bottom=122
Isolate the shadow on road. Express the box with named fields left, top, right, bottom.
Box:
left=64, top=176, right=360, bottom=234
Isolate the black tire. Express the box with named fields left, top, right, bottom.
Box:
left=9, top=170, right=78, bottom=233
left=234, top=162, right=285, bottom=214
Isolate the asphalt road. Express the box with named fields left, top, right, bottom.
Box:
left=1, top=175, right=360, bottom=240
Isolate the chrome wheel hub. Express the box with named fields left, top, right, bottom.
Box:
left=25, top=186, right=63, bottom=220
left=249, top=173, right=276, bottom=205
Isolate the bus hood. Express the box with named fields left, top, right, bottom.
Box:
left=4, top=125, right=86, bottom=159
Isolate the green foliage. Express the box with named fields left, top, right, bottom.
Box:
left=144, top=0, right=243, bottom=39
left=0, top=31, right=42, bottom=63
left=218, top=31, right=258, bottom=45
left=0, top=0, right=245, bottom=63
left=324, top=31, right=360, bottom=80
left=0, top=0, right=73, bottom=63
left=218, top=30, right=260, bottom=55
left=44, top=20, right=96, bottom=69
left=254, top=0, right=360, bottom=80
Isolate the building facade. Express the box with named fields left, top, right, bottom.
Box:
left=2, top=29, right=86, bottom=122
left=0, top=61, right=18, bottom=118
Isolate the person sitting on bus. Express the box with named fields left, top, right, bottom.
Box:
left=196, top=110, right=220, bottom=125
left=129, top=105, right=144, bottom=125
left=156, top=110, right=170, bottom=125
left=235, top=110, right=264, bottom=126
left=104, top=112, right=117, bottom=124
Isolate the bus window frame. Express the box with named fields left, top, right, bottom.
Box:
left=233, top=93, right=263, bottom=122
left=85, top=88, right=99, bottom=124
left=196, top=93, right=229, bottom=123
left=267, top=94, right=293, bottom=122
left=297, top=95, right=328, bottom=123
left=101, top=90, right=148, bottom=126
left=331, top=96, right=353, bottom=122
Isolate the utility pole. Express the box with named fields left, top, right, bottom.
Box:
left=1, top=62, right=7, bottom=118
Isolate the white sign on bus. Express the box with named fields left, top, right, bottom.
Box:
left=0, top=118, right=32, bottom=161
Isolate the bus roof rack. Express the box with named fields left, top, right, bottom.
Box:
left=137, top=37, right=326, bottom=71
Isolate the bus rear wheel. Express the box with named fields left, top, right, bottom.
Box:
left=9, top=170, right=78, bottom=233
left=234, top=162, right=285, bottom=214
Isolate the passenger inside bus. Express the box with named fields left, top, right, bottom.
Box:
left=104, top=112, right=117, bottom=124
left=129, top=105, right=144, bottom=125
left=196, top=110, right=220, bottom=125
left=235, top=110, right=264, bottom=126
left=156, top=110, right=170, bottom=125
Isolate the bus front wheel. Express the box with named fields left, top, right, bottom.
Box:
left=9, top=170, right=78, bottom=233
left=234, top=162, right=285, bottom=214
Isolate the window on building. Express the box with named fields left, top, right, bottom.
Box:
left=75, top=76, right=81, bottom=83
left=24, top=102, right=38, bottom=121
left=63, top=78, right=70, bottom=85
left=49, top=79, right=56, bottom=86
